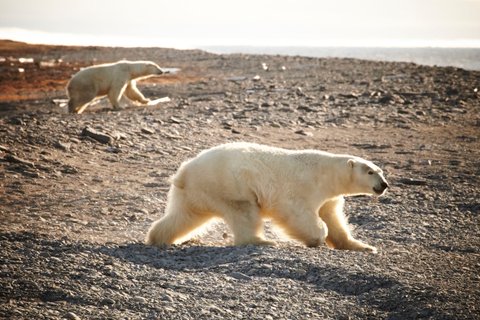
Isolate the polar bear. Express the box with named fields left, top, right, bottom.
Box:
left=146, top=142, right=389, bottom=252
left=67, top=60, right=164, bottom=114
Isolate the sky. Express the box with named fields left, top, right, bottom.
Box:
left=1, top=0, right=480, bottom=48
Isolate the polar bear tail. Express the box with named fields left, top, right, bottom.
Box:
left=170, top=162, right=188, bottom=189
left=145, top=186, right=212, bottom=246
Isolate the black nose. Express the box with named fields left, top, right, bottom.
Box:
left=381, top=181, right=389, bottom=190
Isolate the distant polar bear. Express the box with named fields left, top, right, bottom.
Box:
left=146, top=142, right=389, bottom=252
left=67, top=60, right=164, bottom=114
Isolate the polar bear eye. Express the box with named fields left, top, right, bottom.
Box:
left=368, top=170, right=374, bottom=175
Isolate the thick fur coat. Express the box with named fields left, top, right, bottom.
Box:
left=67, top=60, right=164, bottom=114
left=146, top=142, right=389, bottom=252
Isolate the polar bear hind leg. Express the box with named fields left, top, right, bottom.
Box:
left=145, top=187, right=213, bottom=246
left=220, top=200, right=274, bottom=246
left=319, top=197, right=377, bottom=252
left=67, top=84, right=98, bottom=114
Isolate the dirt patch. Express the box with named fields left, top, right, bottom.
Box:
left=0, top=40, right=479, bottom=319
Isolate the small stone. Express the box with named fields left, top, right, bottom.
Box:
left=169, top=116, right=182, bottom=124
left=144, top=182, right=163, bottom=188
left=294, top=129, right=313, bottom=137
left=161, top=294, right=174, bottom=303
left=101, top=298, right=115, bottom=305
left=229, top=272, right=252, bottom=281
left=54, top=141, right=71, bottom=151
left=4, top=154, right=34, bottom=167
left=296, top=87, right=305, bottom=96
left=64, top=312, right=81, bottom=320
left=141, top=127, right=155, bottom=134
left=378, top=94, right=394, bottom=104
left=339, top=92, right=360, bottom=99
left=297, top=105, right=315, bottom=112
left=398, top=178, right=427, bottom=186
left=133, top=296, right=147, bottom=304
left=105, top=146, right=121, bottom=153
left=227, top=76, right=247, bottom=82
left=9, top=117, right=25, bottom=125
left=21, top=170, right=41, bottom=178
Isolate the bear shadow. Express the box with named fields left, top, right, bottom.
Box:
left=2, top=231, right=448, bottom=319
left=100, top=242, right=447, bottom=318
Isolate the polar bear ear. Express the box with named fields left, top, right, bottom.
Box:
left=347, top=159, right=356, bottom=168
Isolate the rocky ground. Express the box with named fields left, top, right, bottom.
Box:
left=0, top=40, right=479, bottom=319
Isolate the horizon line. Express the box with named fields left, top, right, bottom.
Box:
left=1, top=28, right=480, bottom=49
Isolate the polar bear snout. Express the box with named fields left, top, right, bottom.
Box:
left=373, top=179, right=389, bottom=195
left=151, top=65, right=164, bottom=75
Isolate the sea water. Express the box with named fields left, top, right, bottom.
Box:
left=202, top=46, right=480, bottom=71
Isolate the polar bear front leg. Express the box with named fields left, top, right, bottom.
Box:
left=220, top=200, right=274, bottom=246
left=124, top=80, right=150, bottom=104
left=272, top=202, right=328, bottom=247
left=319, top=197, right=377, bottom=253
left=107, top=82, right=128, bottom=110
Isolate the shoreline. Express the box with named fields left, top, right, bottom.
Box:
left=2, top=38, right=480, bottom=71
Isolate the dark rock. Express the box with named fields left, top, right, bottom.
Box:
left=3, top=154, right=34, bottom=167
left=227, top=76, right=247, bottom=82
left=351, top=143, right=392, bottom=150
left=339, top=92, right=360, bottom=99
left=81, top=127, right=112, bottom=144
left=446, top=87, right=459, bottom=96
left=143, top=182, right=163, bottom=188
left=9, top=117, right=25, bottom=125
left=101, top=298, right=115, bottom=305
left=398, top=178, right=428, bottom=186
left=229, top=272, right=252, bottom=281
left=141, top=127, right=155, bottom=134
left=294, top=129, right=313, bottom=137
left=64, top=312, right=81, bottom=320
left=297, top=105, right=316, bottom=112
left=378, top=94, right=394, bottom=104
left=169, top=116, right=183, bottom=124
left=54, top=141, right=71, bottom=152
left=296, top=87, right=305, bottom=96
left=61, top=165, right=79, bottom=174
left=105, top=146, right=121, bottom=153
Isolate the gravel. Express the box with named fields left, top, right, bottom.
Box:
left=0, top=41, right=479, bottom=319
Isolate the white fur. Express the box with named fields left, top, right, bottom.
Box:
left=67, top=60, right=164, bottom=114
left=146, top=142, right=388, bottom=252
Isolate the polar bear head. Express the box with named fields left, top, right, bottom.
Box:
left=143, top=61, right=165, bottom=75
left=347, top=158, right=389, bottom=196
left=127, top=61, right=165, bottom=79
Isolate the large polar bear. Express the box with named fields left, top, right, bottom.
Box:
left=67, top=60, right=164, bottom=114
left=146, top=142, right=389, bottom=252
